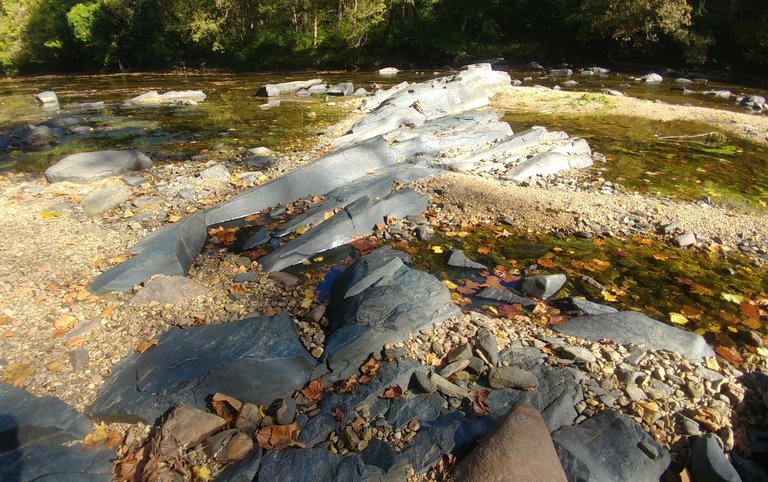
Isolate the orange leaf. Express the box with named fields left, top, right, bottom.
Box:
left=349, top=237, right=380, bottom=256
left=255, top=422, right=304, bottom=450
left=380, top=385, right=404, bottom=399
left=336, top=375, right=358, bottom=394
left=715, top=346, right=744, bottom=365
left=477, top=245, right=492, bottom=255
left=457, top=280, right=481, bottom=295
left=739, top=302, right=761, bottom=320
left=211, top=393, right=243, bottom=422
left=300, top=379, right=324, bottom=403
left=136, top=338, right=158, bottom=353
left=537, top=258, right=557, bottom=268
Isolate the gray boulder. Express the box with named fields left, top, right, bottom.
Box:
left=259, top=189, right=428, bottom=272
left=123, top=90, right=206, bottom=106
left=475, top=287, right=536, bottom=309
left=447, top=249, right=487, bottom=270
left=638, top=73, right=663, bottom=83
left=199, top=164, right=231, bottom=182
left=552, top=410, right=670, bottom=482
left=257, top=79, right=323, bottom=97
left=521, top=274, right=567, bottom=299
left=87, top=214, right=207, bottom=294
left=549, top=297, right=617, bottom=316
left=46, top=150, right=153, bottom=184
left=327, top=82, right=355, bottom=96
left=88, top=313, right=316, bottom=424
left=82, top=186, right=133, bottom=217
left=0, top=443, right=114, bottom=482
left=321, top=248, right=460, bottom=380
left=36, top=90, right=59, bottom=105
left=554, top=311, right=715, bottom=361
left=691, top=434, right=742, bottom=482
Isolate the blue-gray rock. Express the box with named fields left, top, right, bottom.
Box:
left=244, top=154, right=276, bottom=170
left=205, top=136, right=396, bottom=226
left=327, top=82, right=355, bottom=96
left=67, top=101, right=106, bottom=111
left=552, top=410, right=671, bottom=482
left=549, top=69, right=573, bottom=76
left=731, top=452, right=767, bottom=482
left=0, top=443, right=114, bottom=482
left=242, top=228, right=271, bottom=251
left=505, top=140, right=593, bottom=182
left=121, top=175, right=148, bottom=187
left=257, top=79, right=323, bottom=96
left=385, top=392, right=445, bottom=429
left=300, top=360, right=425, bottom=447
left=521, top=274, right=567, bottom=299
left=307, top=84, right=328, bottom=95
left=46, top=150, right=153, bottom=184
left=274, top=163, right=439, bottom=238
left=82, top=186, right=133, bottom=217
left=674, top=231, right=696, bottom=247
left=474, top=327, right=499, bottom=367
left=553, top=311, right=715, bottom=361
left=215, top=446, right=262, bottom=482
left=87, top=313, right=316, bottom=424
left=0, top=383, right=93, bottom=450
left=320, top=249, right=460, bottom=380
left=447, top=249, right=487, bottom=270
left=88, top=214, right=207, bottom=294
left=36, top=90, right=58, bottom=105
left=257, top=447, right=384, bottom=482
left=549, top=297, right=618, bottom=315
left=475, top=287, right=536, bottom=309
left=260, top=189, right=428, bottom=272
left=691, top=434, right=742, bottom=482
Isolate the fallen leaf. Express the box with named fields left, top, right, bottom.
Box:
left=457, top=280, right=481, bottom=295
left=380, top=385, right=404, bottom=399
left=136, top=338, right=159, bottom=353
left=52, top=315, right=77, bottom=331
left=101, top=304, right=117, bottom=318
left=349, top=237, right=380, bottom=255
left=360, top=356, right=381, bottom=381
left=651, top=253, right=668, bottom=261
left=425, top=352, right=442, bottom=366
left=1, top=361, right=35, bottom=386
left=681, top=305, right=703, bottom=319
left=332, top=407, right=347, bottom=421
left=601, top=291, right=618, bottom=302
left=693, top=406, right=728, bottom=431
left=46, top=360, right=66, bottom=373
left=211, top=393, right=243, bottom=422
left=336, top=375, right=358, bottom=394
left=442, top=280, right=458, bottom=290
left=721, top=293, right=744, bottom=304
left=300, top=379, right=324, bottom=403
left=705, top=357, right=720, bottom=371
left=40, top=211, right=60, bottom=219
left=477, top=245, right=492, bottom=255
left=192, top=466, right=212, bottom=482
left=739, top=302, right=761, bottom=321
left=537, top=258, right=557, bottom=268
left=430, top=245, right=444, bottom=254
left=256, top=422, right=304, bottom=450
left=669, top=313, right=689, bottom=325
left=468, top=389, right=490, bottom=418
left=715, top=346, right=744, bottom=365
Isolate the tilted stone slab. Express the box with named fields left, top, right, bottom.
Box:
left=275, top=163, right=440, bottom=237
left=362, top=81, right=410, bottom=111
left=0, top=443, right=114, bottom=482
left=46, top=149, right=153, bottom=183
left=87, top=313, right=315, bottom=424
left=320, top=249, right=461, bottom=381
left=505, top=139, right=593, bottom=182
left=88, top=214, right=207, bottom=294
left=256, top=79, right=323, bottom=96
left=259, top=189, right=428, bottom=273
left=205, top=136, right=396, bottom=226
left=553, top=311, right=715, bottom=362
left=552, top=410, right=671, bottom=482
left=390, top=118, right=512, bottom=160
left=123, top=90, right=207, bottom=105
left=445, top=127, right=549, bottom=169
left=0, top=383, right=93, bottom=450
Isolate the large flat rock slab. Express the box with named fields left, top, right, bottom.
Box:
left=553, top=311, right=715, bottom=362
left=0, top=383, right=93, bottom=449
left=46, top=150, right=153, bottom=183
left=205, top=136, right=396, bottom=226
left=0, top=443, right=114, bottom=482
left=320, top=248, right=461, bottom=380
left=88, top=214, right=208, bottom=294
left=87, top=313, right=316, bottom=424
left=552, top=410, right=671, bottom=482
left=260, top=189, right=428, bottom=272
left=123, top=90, right=206, bottom=105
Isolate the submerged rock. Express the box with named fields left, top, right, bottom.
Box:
left=554, top=311, right=715, bottom=361
left=124, top=90, right=207, bottom=105
left=46, top=150, right=153, bottom=184
left=88, top=313, right=316, bottom=424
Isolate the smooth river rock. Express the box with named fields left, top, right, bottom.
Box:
left=88, top=313, right=316, bottom=424
left=553, top=311, right=715, bottom=362
left=46, top=149, right=153, bottom=184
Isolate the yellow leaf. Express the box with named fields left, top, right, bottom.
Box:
left=430, top=245, right=444, bottom=254
left=669, top=313, right=688, bottom=325
left=323, top=211, right=335, bottom=221
left=442, top=280, right=458, bottom=290
left=756, top=347, right=768, bottom=357
left=193, top=466, right=212, bottom=482
left=40, top=211, right=60, bottom=219
left=485, top=305, right=499, bottom=315
left=652, top=253, right=668, bottom=261
left=601, top=291, right=618, bottom=302
left=295, top=226, right=309, bottom=235
left=301, top=297, right=313, bottom=309
left=705, top=357, right=720, bottom=370
left=313, top=256, right=324, bottom=262
left=720, top=293, right=744, bottom=304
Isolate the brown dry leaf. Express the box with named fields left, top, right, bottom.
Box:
left=468, top=389, right=490, bottom=418
left=380, top=385, right=404, bottom=399
left=52, top=315, right=77, bottom=331
left=349, top=237, right=380, bottom=256
left=493, top=265, right=519, bottom=283
left=300, top=379, right=324, bottom=403
left=211, top=393, right=243, bottom=422
left=425, top=352, right=443, bottom=366
left=336, top=375, right=358, bottom=394
left=0, top=315, right=9, bottom=326
left=136, top=338, right=159, bottom=353
left=1, top=361, right=35, bottom=386
left=359, top=356, right=381, bottom=379
left=477, top=245, right=492, bottom=255
left=65, top=336, right=86, bottom=348
left=332, top=407, right=346, bottom=421
left=715, top=346, right=744, bottom=365
left=537, top=258, right=557, bottom=268
left=631, top=236, right=655, bottom=246
left=255, top=422, right=304, bottom=450
left=100, top=304, right=117, bottom=319
left=262, top=306, right=279, bottom=317
left=693, top=406, right=728, bottom=431
left=245, top=214, right=259, bottom=223
left=84, top=423, right=110, bottom=448
left=739, top=302, right=762, bottom=321
left=681, top=305, right=703, bottom=319
left=46, top=360, right=66, bottom=373
left=634, top=400, right=660, bottom=424
left=456, top=280, right=481, bottom=295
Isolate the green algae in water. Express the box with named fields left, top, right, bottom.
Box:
left=502, top=113, right=768, bottom=214
left=407, top=227, right=767, bottom=346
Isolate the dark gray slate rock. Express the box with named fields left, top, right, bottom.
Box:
left=411, top=371, right=437, bottom=394
left=0, top=443, right=114, bottom=482
left=260, top=189, right=428, bottom=272
left=475, top=287, right=536, bottom=308
left=0, top=383, right=93, bottom=450
left=731, top=452, right=767, bottom=482
left=215, top=446, right=262, bottom=482
left=87, top=313, right=316, bottom=424
left=242, top=228, right=271, bottom=251
left=88, top=214, right=207, bottom=294
left=274, top=163, right=439, bottom=238
left=552, top=410, right=670, bottom=482
left=474, top=327, right=499, bottom=367
left=300, top=361, right=425, bottom=448
left=67, top=101, right=106, bottom=111
left=488, top=367, right=538, bottom=390
left=447, top=249, right=487, bottom=270
left=485, top=364, right=582, bottom=432
left=258, top=446, right=388, bottom=482
left=521, top=274, right=567, bottom=299
left=549, top=297, right=617, bottom=316
left=386, top=392, right=445, bottom=429
left=205, top=136, right=396, bottom=226
left=553, top=311, right=715, bottom=362
left=46, top=150, right=153, bottom=184
left=691, top=434, right=742, bottom=482
left=320, top=249, right=460, bottom=380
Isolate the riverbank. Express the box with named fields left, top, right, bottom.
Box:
left=0, top=75, right=766, bottom=480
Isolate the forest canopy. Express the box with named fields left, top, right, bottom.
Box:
left=0, top=0, right=765, bottom=75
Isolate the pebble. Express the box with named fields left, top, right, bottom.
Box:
left=431, top=372, right=470, bottom=399
left=474, top=327, right=500, bottom=366
left=558, top=345, right=597, bottom=364
left=412, top=372, right=437, bottom=394
left=439, top=359, right=470, bottom=378
left=269, top=271, right=300, bottom=287
left=625, top=384, right=646, bottom=401
left=444, top=343, right=472, bottom=364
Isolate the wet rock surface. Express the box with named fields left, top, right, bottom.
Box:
left=46, top=150, right=153, bottom=184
